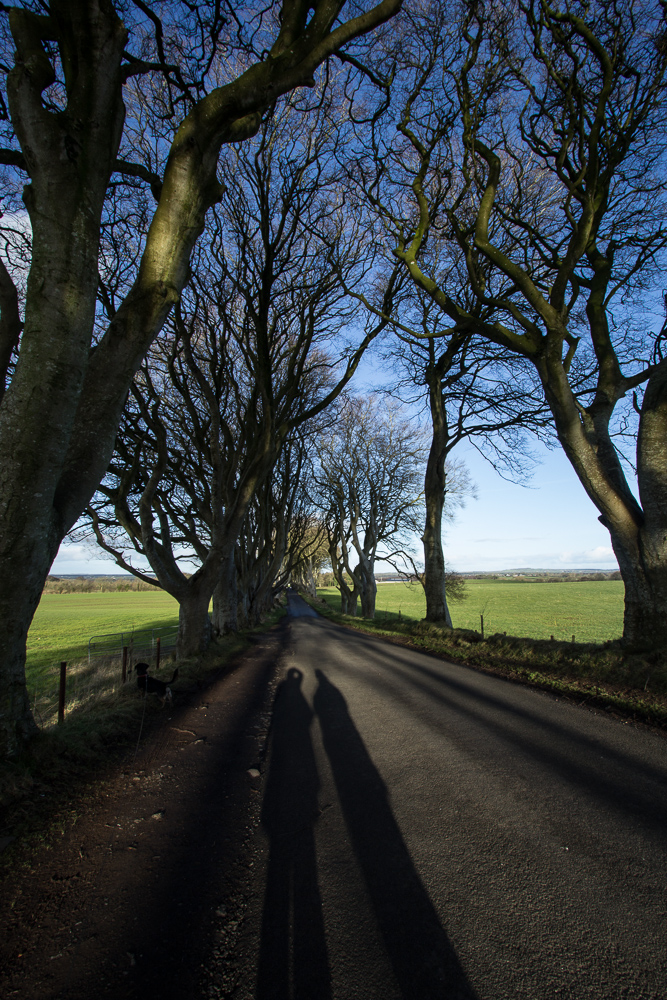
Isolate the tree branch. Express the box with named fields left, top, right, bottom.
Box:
left=114, top=159, right=163, bottom=200
left=0, top=255, right=22, bottom=404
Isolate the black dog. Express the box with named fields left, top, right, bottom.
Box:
left=135, top=662, right=178, bottom=703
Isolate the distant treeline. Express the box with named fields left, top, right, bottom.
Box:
left=325, top=571, right=621, bottom=586
left=461, top=572, right=622, bottom=583
left=44, top=576, right=158, bottom=594
left=44, top=570, right=621, bottom=596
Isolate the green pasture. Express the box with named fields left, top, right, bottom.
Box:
left=25, top=579, right=625, bottom=685
left=26, top=591, right=180, bottom=678
left=319, top=579, right=625, bottom=644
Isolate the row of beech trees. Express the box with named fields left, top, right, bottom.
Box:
left=1, top=0, right=667, bottom=755
left=74, top=85, right=481, bottom=654
left=75, top=99, right=439, bottom=655
left=0, top=0, right=406, bottom=755
left=77, top=101, right=384, bottom=657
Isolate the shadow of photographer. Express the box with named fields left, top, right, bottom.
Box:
left=256, top=667, right=332, bottom=1000
left=257, top=665, right=478, bottom=999
left=313, top=668, right=479, bottom=1000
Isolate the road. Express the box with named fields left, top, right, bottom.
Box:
left=1, top=594, right=665, bottom=1000
left=229, top=593, right=667, bottom=1000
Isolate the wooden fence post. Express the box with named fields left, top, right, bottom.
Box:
left=58, top=662, right=67, bottom=724
left=156, top=636, right=161, bottom=672
left=480, top=614, right=484, bottom=640
left=122, top=646, right=128, bottom=683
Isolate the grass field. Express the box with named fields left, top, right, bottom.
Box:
left=319, top=579, right=625, bottom=644
left=26, top=591, right=180, bottom=676
left=27, top=581, right=624, bottom=679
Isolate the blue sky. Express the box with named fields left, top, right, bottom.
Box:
left=439, top=441, right=617, bottom=573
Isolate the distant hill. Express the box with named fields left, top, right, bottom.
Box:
left=48, top=574, right=132, bottom=579
left=461, top=568, right=618, bottom=576
left=375, top=568, right=619, bottom=580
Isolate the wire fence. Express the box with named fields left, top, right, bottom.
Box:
left=88, top=625, right=178, bottom=665
left=29, top=625, right=179, bottom=729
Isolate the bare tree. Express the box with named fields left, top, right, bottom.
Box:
left=371, top=286, right=549, bottom=624
left=325, top=4, right=547, bottom=624
left=81, top=100, right=381, bottom=655
left=310, top=395, right=427, bottom=618
left=0, top=0, right=403, bottom=752
left=359, top=0, right=667, bottom=649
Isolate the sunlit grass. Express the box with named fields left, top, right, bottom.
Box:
left=27, top=591, right=181, bottom=676
left=25, top=591, right=181, bottom=727
left=319, top=578, right=625, bottom=644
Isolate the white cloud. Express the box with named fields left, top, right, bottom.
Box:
left=586, top=546, right=615, bottom=561
left=558, top=546, right=616, bottom=567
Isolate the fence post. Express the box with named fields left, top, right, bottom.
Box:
left=122, top=646, right=128, bottom=684
left=480, top=614, right=484, bottom=640
left=58, top=662, right=67, bottom=724
left=156, top=636, right=161, bottom=672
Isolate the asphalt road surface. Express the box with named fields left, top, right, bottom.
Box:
left=230, top=592, right=667, bottom=1000
left=3, top=594, right=665, bottom=1000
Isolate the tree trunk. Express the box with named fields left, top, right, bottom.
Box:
left=357, top=560, right=377, bottom=618
left=422, top=370, right=453, bottom=626
left=340, top=583, right=359, bottom=616
left=422, top=514, right=453, bottom=627
left=539, top=349, right=667, bottom=651
left=237, top=589, right=249, bottom=630
left=224, top=538, right=245, bottom=627
left=0, top=2, right=127, bottom=754
left=303, top=557, right=318, bottom=598
left=359, top=585, right=377, bottom=618
left=620, top=359, right=667, bottom=649
left=211, top=548, right=239, bottom=636
left=247, top=587, right=273, bottom=626
left=609, top=529, right=667, bottom=649
left=0, top=543, right=55, bottom=754
left=329, top=542, right=358, bottom=615
left=542, top=358, right=667, bottom=649
left=176, top=588, right=213, bottom=659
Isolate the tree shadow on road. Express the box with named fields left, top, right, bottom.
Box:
left=361, top=645, right=667, bottom=835
left=256, top=667, right=331, bottom=1000
left=313, top=669, right=479, bottom=1000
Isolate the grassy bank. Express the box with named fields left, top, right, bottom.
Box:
left=1, top=604, right=287, bottom=855
left=311, top=590, right=667, bottom=729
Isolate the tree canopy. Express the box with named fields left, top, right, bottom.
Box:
left=2, top=0, right=667, bottom=756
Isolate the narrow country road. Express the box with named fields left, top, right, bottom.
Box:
left=2, top=593, right=666, bottom=1000
left=230, top=592, right=667, bottom=1000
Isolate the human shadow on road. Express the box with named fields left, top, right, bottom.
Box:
left=256, top=668, right=332, bottom=1000
left=313, top=669, right=479, bottom=1000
